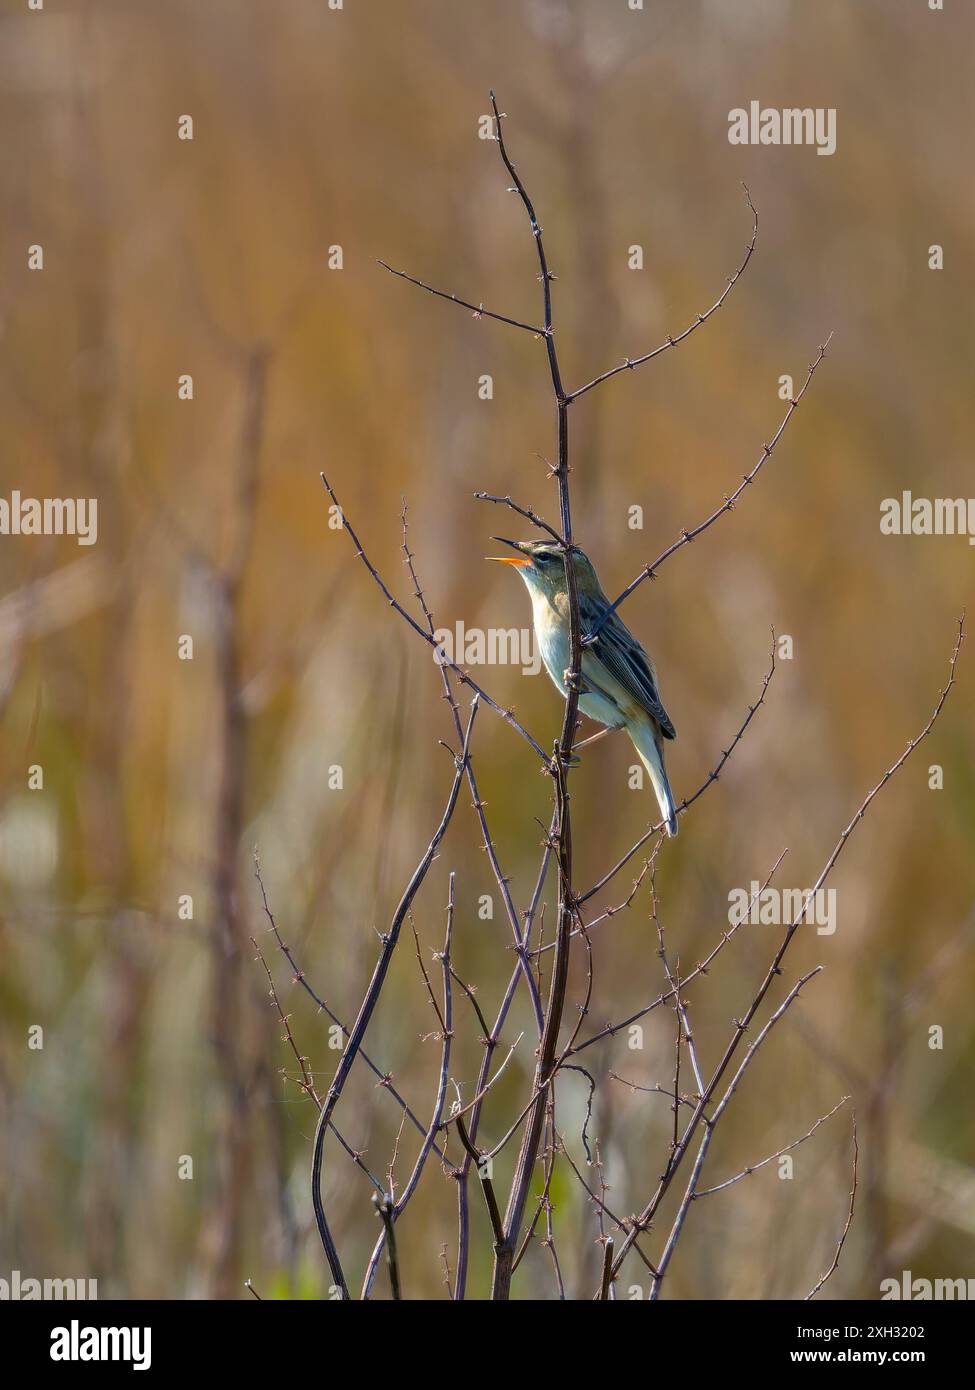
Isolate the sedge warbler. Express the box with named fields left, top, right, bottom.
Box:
left=488, top=538, right=679, bottom=836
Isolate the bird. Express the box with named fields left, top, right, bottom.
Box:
left=487, top=537, right=679, bottom=836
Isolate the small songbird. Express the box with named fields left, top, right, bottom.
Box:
left=487, top=538, right=679, bottom=835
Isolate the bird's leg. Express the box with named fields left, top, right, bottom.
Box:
left=573, top=724, right=624, bottom=752
left=568, top=725, right=624, bottom=764
left=571, top=726, right=614, bottom=753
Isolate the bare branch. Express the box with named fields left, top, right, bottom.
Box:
left=609, top=1074, right=695, bottom=1109
left=695, top=1096, right=850, bottom=1198
left=378, top=258, right=547, bottom=336
left=439, top=1032, right=525, bottom=1130
left=566, top=185, right=759, bottom=403
left=588, top=338, right=831, bottom=639
left=804, top=1114, right=859, bottom=1300
left=473, top=490, right=563, bottom=543
left=249, top=937, right=387, bottom=1191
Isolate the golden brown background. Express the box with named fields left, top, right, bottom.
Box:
left=1, top=0, right=972, bottom=1300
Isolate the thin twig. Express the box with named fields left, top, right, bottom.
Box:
left=695, top=1096, right=850, bottom=1198
left=249, top=936, right=385, bottom=1192
left=588, top=342, right=831, bottom=637
left=378, top=259, right=547, bottom=336
left=473, top=491, right=563, bottom=543
left=609, top=1075, right=695, bottom=1108
left=439, top=1032, right=525, bottom=1130
left=805, top=1115, right=859, bottom=1300
left=251, top=936, right=322, bottom=1107
left=566, top=184, right=759, bottom=402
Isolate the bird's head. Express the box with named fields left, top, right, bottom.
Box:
left=486, top=538, right=602, bottom=599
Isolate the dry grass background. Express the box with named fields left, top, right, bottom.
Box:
left=0, top=0, right=972, bottom=1299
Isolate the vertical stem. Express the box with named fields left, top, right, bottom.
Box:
left=488, top=93, right=583, bottom=1298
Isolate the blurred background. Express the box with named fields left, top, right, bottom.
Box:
left=1, top=0, right=972, bottom=1300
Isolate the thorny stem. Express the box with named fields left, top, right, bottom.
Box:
left=310, top=701, right=479, bottom=1296
left=486, top=90, right=582, bottom=1301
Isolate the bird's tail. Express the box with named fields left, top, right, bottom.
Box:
left=627, top=717, right=679, bottom=837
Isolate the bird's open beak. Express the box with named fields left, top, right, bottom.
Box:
left=485, top=537, right=531, bottom=567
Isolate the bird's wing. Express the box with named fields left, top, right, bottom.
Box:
left=580, top=593, right=677, bottom=740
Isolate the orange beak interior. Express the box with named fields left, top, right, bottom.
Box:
left=486, top=555, right=530, bottom=566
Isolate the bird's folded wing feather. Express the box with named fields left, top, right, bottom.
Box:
left=580, top=593, right=677, bottom=740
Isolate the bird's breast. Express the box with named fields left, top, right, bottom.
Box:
left=531, top=592, right=571, bottom=689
